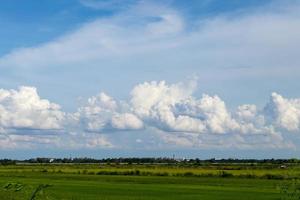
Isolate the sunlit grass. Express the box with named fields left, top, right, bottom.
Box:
left=0, top=163, right=298, bottom=199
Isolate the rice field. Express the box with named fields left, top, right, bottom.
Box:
left=0, top=163, right=299, bottom=199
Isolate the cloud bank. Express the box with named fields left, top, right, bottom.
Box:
left=0, top=80, right=299, bottom=150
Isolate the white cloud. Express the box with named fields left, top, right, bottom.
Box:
left=0, top=81, right=299, bottom=150
left=130, top=80, right=195, bottom=118
left=111, top=113, right=143, bottom=130
left=130, top=80, right=212, bottom=133
left=264, top=92, right=300, bottom=132
left=175, top=94, right=240, bottom=134
left=76, top=92, right=117, bottom=131
left=1, top=1, right=300, bottom=76
left=0, top=86, right=65, bottom=131
left=130, top=80, right=263, bottom=135
left=0, top=1, right=185, bottom=70
left=236, top=104, right=258, bottom=122
left=127, top=80, right=299, bottom=149
left=77, top=92, right=143, bottom=132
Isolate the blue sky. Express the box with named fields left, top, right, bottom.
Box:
left=0, top=0, right=300, bottom=159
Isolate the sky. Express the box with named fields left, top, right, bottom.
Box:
left=0, top=0, right=300, bottom=159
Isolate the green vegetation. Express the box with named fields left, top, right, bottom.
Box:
left=0, top=161, right=299, bottom=199
left=0, top=172, right=285, bottom=200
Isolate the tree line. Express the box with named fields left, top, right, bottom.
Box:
left=0, top=157, right=299, bottom=165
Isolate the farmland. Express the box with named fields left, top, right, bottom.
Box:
left=0, top=161, right=299, bottom=199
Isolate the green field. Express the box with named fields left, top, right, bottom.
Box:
left=0, top=163, right=298, bottom=200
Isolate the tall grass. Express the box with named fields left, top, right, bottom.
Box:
left=0, top=163, right=299, bottom=180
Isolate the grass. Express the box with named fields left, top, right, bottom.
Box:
left=0, top=163, right=298, bottom=199
left=1, top=163, right=300, bottom=179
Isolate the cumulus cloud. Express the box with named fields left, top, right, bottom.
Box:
left=234, top=104, right=268, bottom=134
left=0, top=81, right=299, bottom=150
left=0, top=86, right=65, bottom=131
left=111, top=113, right=143, bottom=130
left=126, top=80, right=299, bottom=149
left=174, top=94, right=240, bottom=134
left=77, top=92, right=143, bottom=132
left=64, top=80, right=300, bottom=150
left=130, top=80, right=215, bottom=134
left=129, top=80, right=274, bottom=135
left=264, top=92, right=300, bottom=132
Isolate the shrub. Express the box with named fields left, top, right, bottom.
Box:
left=219, top=171, right=233, bottom=178
left=183, top=172, right=194, bottom=177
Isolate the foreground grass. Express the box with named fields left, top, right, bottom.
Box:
left=0, top=164, right=297, bottom=199
left=0, top=173, right=284, bottom=200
